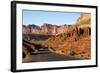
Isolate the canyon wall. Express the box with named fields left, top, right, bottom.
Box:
left=23, top=23, right=72, bottom=35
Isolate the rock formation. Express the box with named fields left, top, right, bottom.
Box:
left=22, top=24, right=41, bottom=34
left=45, top=13, right=91, bottom=59
left=76, top=13, right=91, bottom=26
left=46, top=26, right=91, bottom=59
left=23, top=23, right=70, bottom=35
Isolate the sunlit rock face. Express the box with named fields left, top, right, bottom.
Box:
left=22, top=24, right=41, bottom=34
left=22, top=23, right=73, bottom=35
left=44, top=13, right=91, bottom=59
left=76, top=13, right=91, bottom=26
left=46, top=26, right=91, bottom=59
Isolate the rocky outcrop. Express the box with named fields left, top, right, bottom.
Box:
left=41, top=23, right=57, bottom=35
left=46, top=25, right=91, bottom=59
left=76, top=13, right=91, bottom=26
left=22, top=24, right=41, bottom=34
left=23, top=23, right=70, bottom=35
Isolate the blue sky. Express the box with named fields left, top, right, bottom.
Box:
left=23, top=10, right=80, bottom=26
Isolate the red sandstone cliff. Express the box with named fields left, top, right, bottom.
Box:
left=46, top=26, right=91, bottom=59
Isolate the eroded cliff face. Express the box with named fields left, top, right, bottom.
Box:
left=46, top=26, right=91, bottom=59
left=76, top=13, right=91, bottom=26
left=22, top=23, right=70, bottom=35
left=22, top=24, right=41, bottom=34
left=45, top=13, right=91, bottom=59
